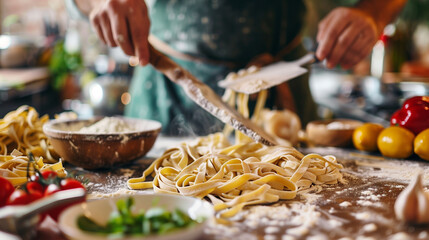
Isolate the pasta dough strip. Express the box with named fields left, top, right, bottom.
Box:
left=128, top=72, right=344, bottom=217
left=128, top=133, right=343, bottom=217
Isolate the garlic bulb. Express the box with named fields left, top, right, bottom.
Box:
left=394, top=173, right=429, bottom=224
left=259, top=109, right=301, bottom=146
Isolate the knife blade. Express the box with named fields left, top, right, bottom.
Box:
left=218, top=53, right=316, bottom=94
left=148, top=45, right=277, bottom=146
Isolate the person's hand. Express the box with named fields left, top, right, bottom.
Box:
left=89, top=0, right=150, bottom=65
left=316, top=7, right=379, bottom=69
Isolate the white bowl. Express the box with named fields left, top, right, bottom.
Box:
left=58, top=193, right=214, bottom=240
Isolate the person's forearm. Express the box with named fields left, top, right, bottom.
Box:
left=74, top=0, right=106, bottom=16
left=356, top=0, right=408, bottom=34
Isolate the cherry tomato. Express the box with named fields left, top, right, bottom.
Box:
left=28, top=191, right=43, bottom=202
left=26, top=181, right=44, bottom=195
left=0, top=177, right=14, bottom=207
left=43, top=180, right=85, bottom=221
left=7, top=190, right=31, bottom=206
left=41, top=170, right=57, bottom=180
left=27, top=181, right=47, bottom=222
left=30, top=174, right=40, bottom=182
left=60, top=179, right=85, bottom=190
left=44, top=184, right=61, bottom=196
left=42, top=184, right=61, bottom=220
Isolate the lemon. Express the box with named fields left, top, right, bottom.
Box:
left=377, top=126, right=415, bottom=159
left=415, top=128, right=429, bottom=161
left=352, top=123, right=384, bottom=152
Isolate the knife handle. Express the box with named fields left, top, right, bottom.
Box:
left=149, top=44, right=187, bottom=84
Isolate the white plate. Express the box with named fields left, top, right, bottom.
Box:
left=58, top=193, right=214, bottom=240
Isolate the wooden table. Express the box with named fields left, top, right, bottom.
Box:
left=37, top=137, right=429, bottom=240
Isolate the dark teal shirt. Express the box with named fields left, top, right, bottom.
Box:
left=126, top=0, right=316, bottom=135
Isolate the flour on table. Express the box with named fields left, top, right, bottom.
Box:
left=354, top=212, right=372, bottom=221
left=357, top=200, right=378, bottom=207
left=418, top=231, right=428, bottom=239
left=265, top=226, right=280, bottom=234
left=264, top=234, right=277, bottom=240
left=356, top=237, right=376, bottom=240
left=339, top=201, right=352, bottom=207
left=206, top=198, right=346, bottom=240
left=78, top=117, right=137, bottom=133
left=88, top=188, right=140, bottom=199
left=388, top=232, right=413, bottom=240
left=362, top=223, right=377, bottom=233
left=354, top=160, right=429, bottom=184
left=282, top=236, right=297, bottom=240
left=307, top=235, right=329, bottom=240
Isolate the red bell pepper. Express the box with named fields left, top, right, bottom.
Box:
left=390, top=96, right=429, bottom=135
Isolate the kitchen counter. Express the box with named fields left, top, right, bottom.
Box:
left=37, top=136, right=429, bottom=240
left=0, top=68, right=62, bottom=118
left=309, top=66, right=429, bottom=125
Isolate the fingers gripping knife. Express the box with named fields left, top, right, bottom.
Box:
left=148, top=45, right=278, bottom=146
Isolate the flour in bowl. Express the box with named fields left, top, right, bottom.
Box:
left=78, top=117, right=137, bottom=134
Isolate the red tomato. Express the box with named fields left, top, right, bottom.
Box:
left=43, top=184, right=62, bottom=221
left=0, top=177, right=14, bottom=207
left=46, top=208, right=62, bottom=221
left=30, top=174, right=40, bottom=182
left=28, top=191, right=43, bottom=202
left=60, top=179, right=85, bottom=190
left=7, top=190, right=31, bottom=206
left=26, top=181, right=47, bottom=222
left=41, top=170, right=57, bottom=180
left=26, top=181, right=44, bottom=203
left=26, top=181, right=44, bottom=195
left=43, top=181, right=85, bottom=221
left=44, top=184, right=61, bottom=196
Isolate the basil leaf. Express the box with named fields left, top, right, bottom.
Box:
left=172, top=209, right=192, bottom=227
left=145, top=207, right=170, bottom=220
left=142, top=217, right=151, bottom=235
left=77, top=216, right=108, bottom=233
left=77, top=197, right=198, bottom=236
left=158, top=222, right=177, bottom=234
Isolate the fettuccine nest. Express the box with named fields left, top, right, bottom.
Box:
left=128, top=133, right=343, bottom=218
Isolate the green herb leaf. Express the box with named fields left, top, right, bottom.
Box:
left=77, top=216, right=108, bottom=233
left=77, top=197, right=198, bottom=236
left=172, top=209, right=192, bottom=227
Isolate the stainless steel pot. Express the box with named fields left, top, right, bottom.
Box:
left=309, top=66, right=429, bottom=124
left=0, top=35, right=45, bottom=68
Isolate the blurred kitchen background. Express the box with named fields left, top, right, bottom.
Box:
left=0, top=0, right=428, bottom=125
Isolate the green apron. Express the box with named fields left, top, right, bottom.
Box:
left=125, top=0, right=317, bottom=135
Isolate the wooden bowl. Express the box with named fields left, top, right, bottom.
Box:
left=306, top=119, right=363, bottom=147
left=43, top=117, right=161, bottom=169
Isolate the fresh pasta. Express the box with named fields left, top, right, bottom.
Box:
left=0, top=106, right=64, bottom=186
left=128, top=74, right=343, bottom=217
left=128, top=133, right=343, bottom=217
left=0, top=105, right=58, bottom=163
left=0, top=150, right=66, bottom=186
